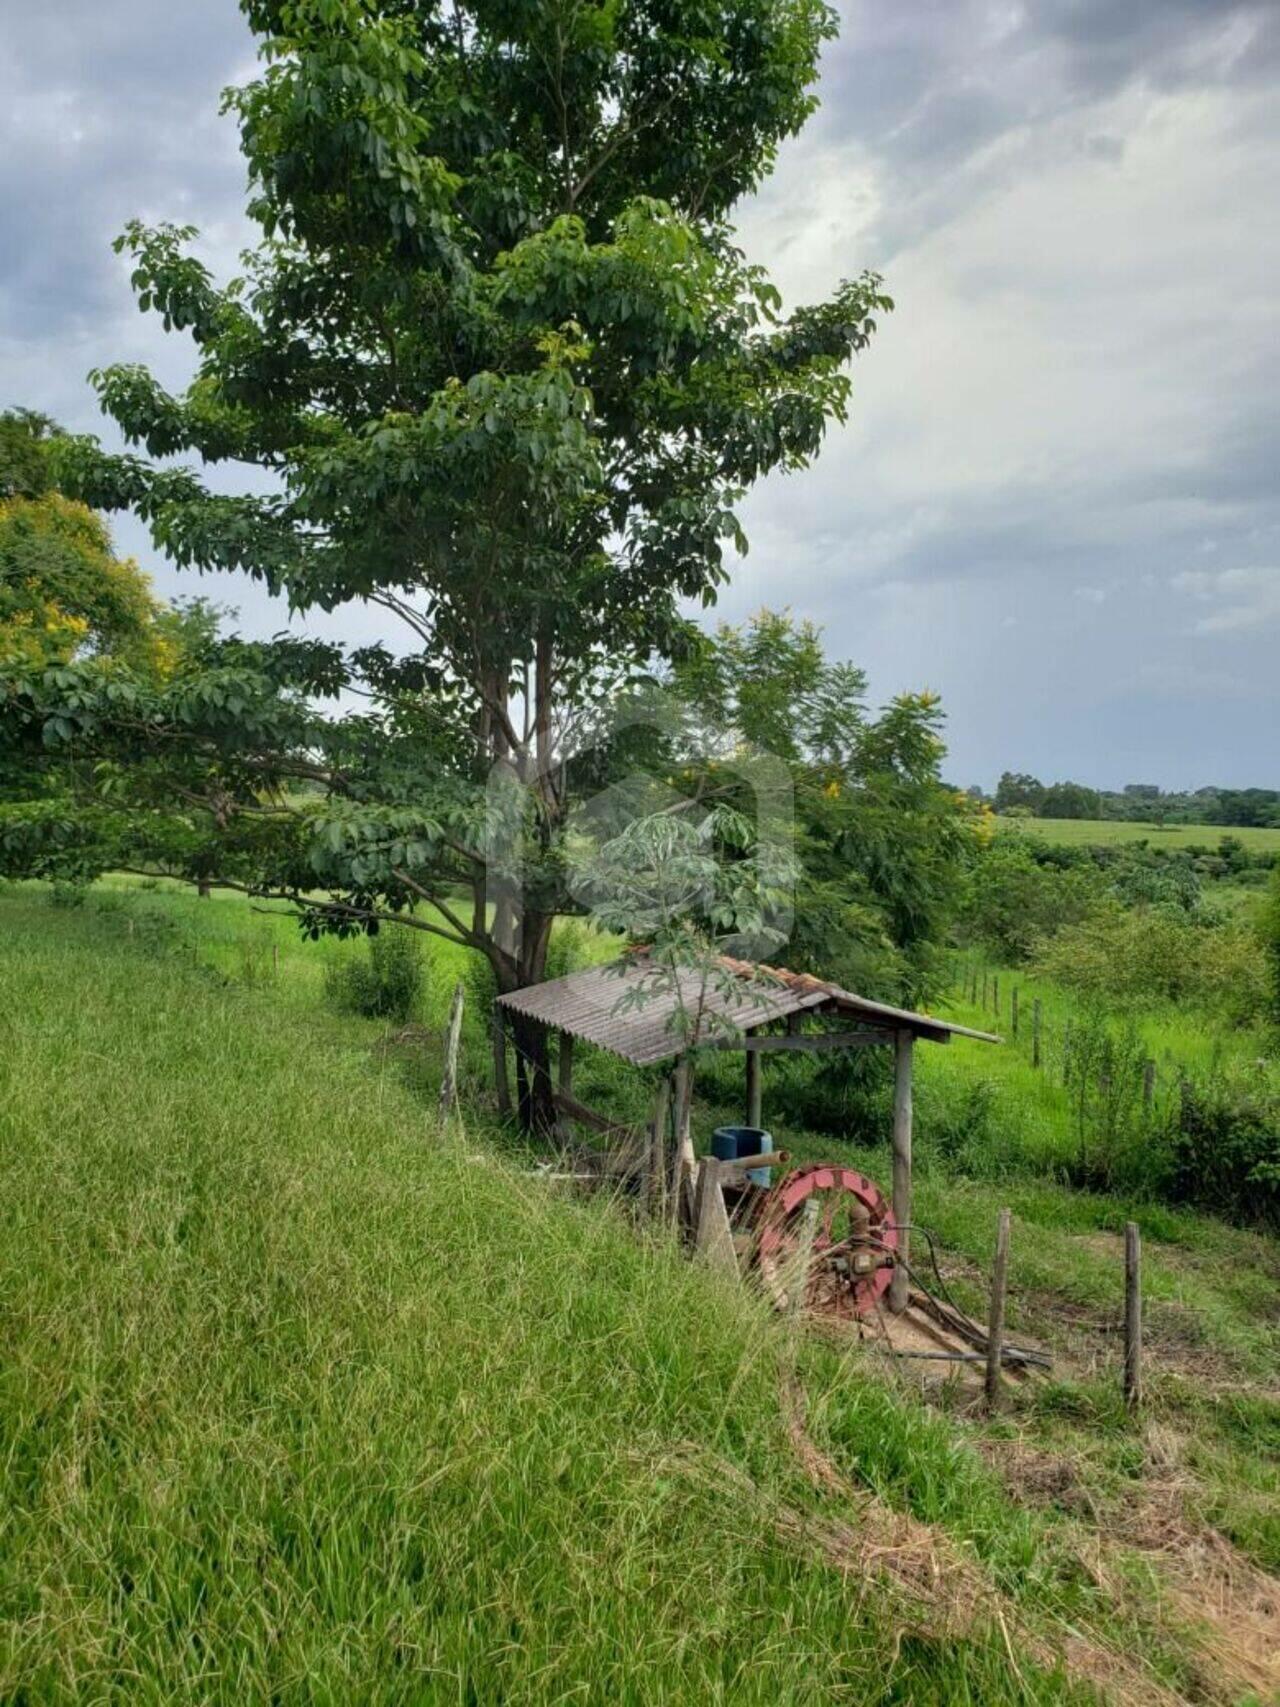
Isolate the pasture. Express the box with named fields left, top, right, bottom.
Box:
left=998, top=816, right=1280, bottom=852
left=1, top=882, right=1278, bottom=1703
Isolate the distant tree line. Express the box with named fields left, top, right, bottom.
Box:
left=980, top=771, right=1280, bottom=828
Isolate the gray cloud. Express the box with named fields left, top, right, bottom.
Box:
left=2, top=2, right=1277, bottom=788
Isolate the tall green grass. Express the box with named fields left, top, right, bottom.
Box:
left=1, top=897, right=1103, bottom=1704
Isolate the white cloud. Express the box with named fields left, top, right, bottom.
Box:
left=1173, top=567, right=1280, bottom=633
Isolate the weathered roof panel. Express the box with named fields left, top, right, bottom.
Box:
left=496, top=957, right=998, bottom=1066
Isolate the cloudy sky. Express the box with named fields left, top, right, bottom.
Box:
left=4, top=2, right=1277, bottom=790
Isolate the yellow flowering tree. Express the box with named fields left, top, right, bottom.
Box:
left=0, top=411, right=168, bottom=672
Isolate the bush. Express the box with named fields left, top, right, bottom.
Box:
left=1030, top=903, right=1269, bottom=1017
left=325, top=929, right=424, bottom=1023
left=47, top=879, right=87, bottom=908
left=1263, top=865, right=1280, bottom=1027
left=1168, top=1065, right=1280, bottom=1228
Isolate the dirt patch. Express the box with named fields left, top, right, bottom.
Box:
left=773, top=1379, right=1185, bottom=1706
left=1102, top=1482, right=1280, bottom=1705
left=979, top=1427, right=1279, bottom=1703
left=978, top=1437, right=1101, bottom=1520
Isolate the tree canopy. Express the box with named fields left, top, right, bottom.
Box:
left=4, top=1, right=894, bottom=1127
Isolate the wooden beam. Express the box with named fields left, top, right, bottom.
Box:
left=746, top=1046, right=762, bottom=1127
left=558, top=1029, right=575, bottom=1097
left=718, top=1029, right=894, bottom=1054
left=889, top=1028, right=914, bottom=1314
left=552, top=1089, right=632, bottom=1140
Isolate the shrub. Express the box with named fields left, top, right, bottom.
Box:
left=47, top=879, right=87, bottom=908
left=1262, top=865, right=1280, bottom=1027
left=325, top=929, right=423, bottom=1023
left=1030, top=903, right=1269, bottom=1016
left=1168, top=1065, right=1280, bottom=1228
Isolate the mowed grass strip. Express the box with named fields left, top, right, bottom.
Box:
left=0, top=903, right=1085, bottom=1705
left=996, top=817, right=1280, bottom=852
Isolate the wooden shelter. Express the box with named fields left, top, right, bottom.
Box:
left=498, top=956, right=999, bottom=1310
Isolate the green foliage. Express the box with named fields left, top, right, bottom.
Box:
left=1262, top=863, right=1280, bottom=1026
left=1170, top=1064, right=1280, bottom=1228
left=0, top=408, right=57, bottom=499
left=324, top=926, right=423, bottom=1022
left=1031, top=904, right=1270, bottom=1015
left=958, top=837, right=1099, bottom=964
left=8, top=7, right=891, bottom=1081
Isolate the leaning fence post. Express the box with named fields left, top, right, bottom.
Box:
left=985, top=1207, right=1012, bottom=1412
left=439, top=980, right=466, bottom=1117
left=1124, top=1222, right=1142, bottom=1411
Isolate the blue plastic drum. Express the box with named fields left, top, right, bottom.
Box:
left=711, top=1125, right=773, bottom=1188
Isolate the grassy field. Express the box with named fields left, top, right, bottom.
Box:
left=998, top=816, right=1280, bottom=852
left=2, top=883, right=1278, bottom=1702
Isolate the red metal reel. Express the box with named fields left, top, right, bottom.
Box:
left=755, top=1164, right=899, bottom=1317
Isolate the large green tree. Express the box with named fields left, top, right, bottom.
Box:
left=7, top=0, right=889, bottom=1125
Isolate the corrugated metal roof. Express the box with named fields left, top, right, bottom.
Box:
left=496, top=957, right=999, bottom=1066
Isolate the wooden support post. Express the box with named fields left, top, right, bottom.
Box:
left=1142, top=1059, right=1156, bottom=1112
left=889, top=1029, right=914, bottom=1314
left=1032, top=999, right=1042, bottom=1069
left=745, top=1046, right=762, bottom=1129
left=1124, top=1222, right=1142, bottom=1411
left=985, top=1207, right=1011, bottom=1412
left=439, top=980, right=466, bottom=1117
left=646, top=1076, right=671, bottom=1221
left=981, top=971, right=988, bottom=1009
left=1011, top=986, right=1019, bottom=1038
left=558, top=1029, right=575, bottom=1097
left=491, top=1009, right=512, bottom=1118
left=694, top=1157, right=737, bottom=1274
left=669, top=1057, right=695, bottom=1225
left=993, top=975, right=1000, bottom=1017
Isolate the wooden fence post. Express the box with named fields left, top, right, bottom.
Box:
left=981, top=971, right=988, bottom=1009
left=438, top=980, right=466, bottom=1117
left=985, top=1207, right=1011, bottom=1411
left=889, top=1030, right=914, bottom=1314
left=1124, top=1222, right=1142, bottom=1411
left=1032, top=999, right=1042, bottom=1069
left=993, top=975, right=1000, bottom=1017
left=272, top=942, right=280, bottom=975
left=646, top=1075, right=671, bottom=1222
left=1011, top=987, right=1019, bottom=1038
left=491, top=1009, right=512, bottom=1118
